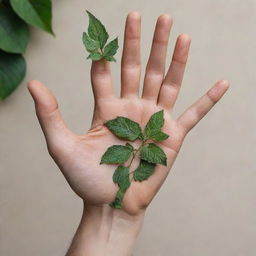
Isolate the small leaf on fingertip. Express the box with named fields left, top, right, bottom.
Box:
left=103, top=37, right=119, bottom=57
left=83, top=32, right=100, bottom=52
left=86, top=52, right=103, bottom=60
left=86, top=10, right=109, bottom=49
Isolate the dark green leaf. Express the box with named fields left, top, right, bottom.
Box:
left=146, top=109, right=164, bottom=130
left=109, top=188, right=124, bottom=208
left=134, top=160, right=156, bottom=181
left=105, top=116, right=143, bottom=141
left=100, top=145, right=133, bottom=164
left=1, top=0, right=11, bottom=5
left=112, top=165, right=130, bottom=188
left=0, top=51, right=26, bottom=100
left=86, top=10, right=109, bottom=49
left=147, top=130, right=169, bottom=142
left=87, top=52, right=102, bottom=61
left=140, top=143, right=167, bottom=166
left=10, top=0, right=54, bottom=35
left=110, top=167, right=131, bottom=209
left=145, top=110, right=165, bottom=139
left=104, top=55, right=116, bottom=62
left=103, top=37, right=119, bottom=57
left=82, top=32, right=100, bottom=52
left=0, top=0, right=10, bottom=6
left=0, top=8, right=29, bottom=54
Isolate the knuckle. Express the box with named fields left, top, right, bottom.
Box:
left=206, top=88, right=220, bottom=104
left=153, top=37, right=168, bottom=46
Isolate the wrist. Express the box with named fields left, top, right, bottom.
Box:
left=66, top=201, right=145, bottom=256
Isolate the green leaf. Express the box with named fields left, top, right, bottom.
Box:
left=145, top=110, right=165, bottom=138
left=134, top=160, right=156, bottom=181
left=105, top=116, right=143, bottom=141
left=86, top=10, right=109, bottom=49
left=140, top=143, right=167, bottom=166
left=103, top=37, right=119, bottom=57
left=100, top=145, right=133, bottom=164
left=10, top=0, right=54, bottom=35
left=82, top=32, right=100, bottom=52
left=0, top=51, right=26, bottom=100
left=147, top=130, right=169, bottom=142
left=146, top=110, right=164, bottom=130
left=0, top=8, right=29, bottom=54
left=104, top=55, right=116, bottom=62
left=110, top=166, right=131, bottom=209
left=112, top=165, right=130, bottom=187
left=87, top=52, right=103, bottom=61
left=109, top=188, right=125, bottom=208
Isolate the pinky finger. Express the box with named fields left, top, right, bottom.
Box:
left=176, top=80, right=230, bottom=133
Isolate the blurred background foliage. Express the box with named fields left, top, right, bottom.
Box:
left=0, top=0, right=53, bottom=100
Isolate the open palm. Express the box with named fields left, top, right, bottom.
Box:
left=28, top=12, right=229, bottom=215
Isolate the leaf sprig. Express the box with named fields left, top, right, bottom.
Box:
left=100, top=110, right=169, bottom=209
left=83, top=10, right=119, bottom=62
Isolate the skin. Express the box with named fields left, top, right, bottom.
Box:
left=28, top=11, right=229, bottom=256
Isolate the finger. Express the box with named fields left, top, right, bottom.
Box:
left=27, top=80, right=74, bottom=153
left=157, top=34, right=191, bottom=110
left=120, top=11, right=141, bottom=98
left=142, top=14, right=173, bottom=102
left=177, top=80, right=230, bottom=133
left=90, top=58, right=114, bottom=101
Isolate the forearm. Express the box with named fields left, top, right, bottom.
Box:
left=66, top=202, right=145, bottom=256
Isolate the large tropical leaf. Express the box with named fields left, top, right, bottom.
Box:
left=0, top=7, right=29, bottom=53
left=0, top=51, right=26, bottom=100
left=10, top=0, right=54, bottom=35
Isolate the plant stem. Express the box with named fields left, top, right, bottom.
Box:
left=99, top=48, right=107, bottom=66
left=127, top=139, right=148, bottom=180
left=129, top=170, right=136, bottom=182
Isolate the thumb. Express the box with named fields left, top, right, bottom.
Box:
left=27, top=80, right=74, bottom=155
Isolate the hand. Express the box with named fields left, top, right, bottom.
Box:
left=28, top=12, right=229, bottom=216
left=28, top=11, right=229, bottom=256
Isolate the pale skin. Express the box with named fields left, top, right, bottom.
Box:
left=28, top=11, right=229, bottom=256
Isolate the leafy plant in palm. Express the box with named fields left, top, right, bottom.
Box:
left=0, top=0, right=53, bottom=100
left=100, top=110, right=169, bottom=209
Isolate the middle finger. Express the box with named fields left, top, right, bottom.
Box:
left=141, top=14, right=173, bottom=102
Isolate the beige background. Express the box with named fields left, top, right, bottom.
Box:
left=1, top=0, right=256, bottom=255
